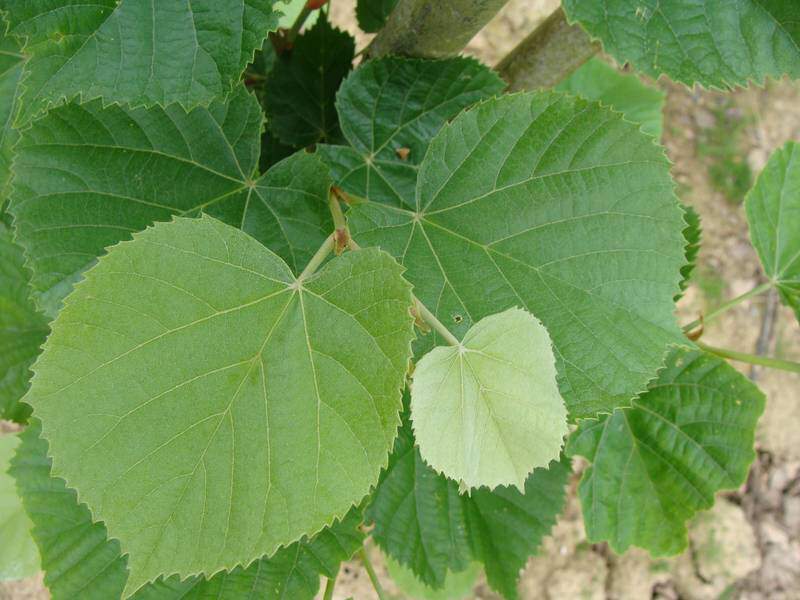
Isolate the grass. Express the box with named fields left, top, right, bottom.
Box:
left=696, top=102, right=753, bottom=204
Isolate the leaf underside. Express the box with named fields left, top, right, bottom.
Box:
left=11, top=421, right=364, bottom=599
left=568, top=346, right=765, bottom=555
left=8, top=86, right=333, bottom=315
left=745, top=141, right=800, bottom=321
left=348, top=89, right=686, bottom=419
left=0, top=0, right=281, bottom=121
left=563, top=0, right=800, bottom=90
left=411, top=307, right=567, bottom=491
left=23, top=216, right=415, bottom=593
left=367, top=401, right=570, bottom=600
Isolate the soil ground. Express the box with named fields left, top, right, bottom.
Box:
left=2, top=1, right=798, bottom=599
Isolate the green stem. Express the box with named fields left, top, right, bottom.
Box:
left=347, top=238, right=460, bottom=346
left=415, top=299, right=461, bottom=346
left=323, top=572, right=337, bottom=600
left=298, top=234, right=334, bottom=280
left=697, top=342, right=800, bottom=374
left=682, top=282, right=772, bottom=333
left=287, top=4, right=313, bottom=43
left=329, top=189, right=348, bottom=231
left=358, top=547, right=388, bottom=600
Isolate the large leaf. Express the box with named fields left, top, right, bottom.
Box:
left=317, top=56, right=505, bottom=210
left=367, top=403, right=570, bottom=600
left=8, top=87, right=333, bottom=315
left=356, top=0, right=399, bottom=33
left=0, top=26, right=23, bottom=197
left=745, top=141, right=800, bottom=321
left=264, top=13, right=355, bottom=147
left=568, top=346, right=765, bottom=556
left=11, top=421, right=364, bottom=599
left=0, top=221, right=49, bottom=422
left=0, top=434, right=38, bottom=580
left=562, top=0, right=800, bottom=90
left=350, top=91, right=686, bottom=418
left=0, top=0, right=280, bottom=121
left=556, top=57, right=665, bottom=139
left=411, top=308, right=567, bottom=491
left=22, top=216, right=415, bottom=594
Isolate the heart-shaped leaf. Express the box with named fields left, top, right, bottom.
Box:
left=411, top=307, right=567, bottom=491
left=745, top=141, right=800, bottom=322
left=24, top=215, right=415, bottom=594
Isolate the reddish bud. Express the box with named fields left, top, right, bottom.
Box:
left=395, top=147, right=411, bottom=161
left=306, top=0, right=328, bottom=9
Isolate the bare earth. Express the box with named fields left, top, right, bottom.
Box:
left=2, top=1, right=798, bottom=599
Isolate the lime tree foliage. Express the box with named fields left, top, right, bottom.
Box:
left=0, top=0, right=796, bottom=598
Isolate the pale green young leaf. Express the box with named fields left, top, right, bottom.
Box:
left=0, top=0, right=280, bottom=121
left=317, top=56, right=505, bottom=210
left=562, top=0, right=800, bottom=90
left=567, top=346, right=765, bottom=556
left=350, top=91, right=686, bottom=418
left=23, top=216, right=415, bottom=594
left=411, top=308, right=567, bottom=491
left=0, top=26, right=24, bottom=197
left=556, top=57, right=665, bottom=139
left=9, top=88, right=333, bottom=314
left=0, top=221, right=49, bottom=422
left=11, top=421, right=364, bottom=599
left=745, top=141, right=800, bottom=321
left=357, top=0, right=399, bottom=33
left=264, top=14, right=355, bottom=147
left=367, top=403, right=570, bottom=600
left=0, top=434, right=39, bottom=581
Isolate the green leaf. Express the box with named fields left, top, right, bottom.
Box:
left=745, top=141, right=800, bottom=321
left=556, top=57, right=665, bottom=139
left=356, top=0, right=399, bottom=33
left=676, top=203, right=702, bottom=301
left=411, top=307, right=567, bottom=491
left=0, top=433, right=39, bottom=580
left=0, top=26, right=24, bottom=198
left=317, top=56, right=505, bottom=210
left=23, top=215, right=415, bottom=594
left=0, top=221, right=49, bottom=423
left=9, top=87, right=333, bottom=314
left=350, top=91, right=686, bottom=419
left=11, top=421, right=365, bottom=599
left=264, top=14, right=355, bottom=147
left=562, top=0, right=800, bottom=90
left=385, top=555, right=479, bottom=600
left=367, top=403, right=570, bottom=600
left=0, top=0, right=280, bottom=121
left=567, top=346, right=765, bottom=556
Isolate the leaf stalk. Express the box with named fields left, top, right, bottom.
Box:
left=697, top=342, right=800, bottom=374
left=298, top=234, right=335, bottom=281
left=358, top=547, right=388, bottom=600
left=683, top=282, right=773, bottom=335
left=323, top=571, right=337, bottom=600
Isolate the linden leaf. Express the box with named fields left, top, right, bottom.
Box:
left=0, top=0, right=281, bottom=121
left=367, top=401, right=570, bottom=600
left=745, top=141, right=800, bottom=322
left=317, top=56, right=505, bottom=210
left=411, top=308, right=567, bottom=491
left=11, top=421, right=365, bottom=599
left=8, top=87, right=332, bottom=314
left=356, top=0, right=399, bottom=33
left=567, top=346, right=765, bottom=556
left=0, top=220, right=49, bottom=423
left=677, top=203, right=702, bottom=301
left=562, top=0, right=800, bottom=90
left=264, top=13, right=355, bottom=147
left=0, top=25, right=24, bottom=197
left=556, top=57, right=665, bottom=139
left=350, top=91, right=686, bottom=418
left=23, top=215, right=415, bottom=594
left=0, top=434, right=39, bottom=581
